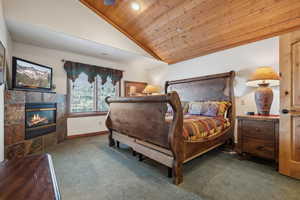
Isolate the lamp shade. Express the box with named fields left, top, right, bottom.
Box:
left=129, top=86, right=137, bottom=95
left=247, top=66, right=280, bottom=87
left=143, top=85, right=160, bottom=94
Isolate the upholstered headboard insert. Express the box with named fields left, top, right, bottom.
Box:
left=165, top=71, right=235, bottom=103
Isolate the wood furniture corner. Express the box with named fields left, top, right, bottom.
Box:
left=0, top=154, right=61, bottom=200
left=237, top=115, right=280, bottom=165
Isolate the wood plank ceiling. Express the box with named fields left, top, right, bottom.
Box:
left=80, top=0, right=300, bottom=64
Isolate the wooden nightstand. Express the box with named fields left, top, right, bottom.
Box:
left=237, top=115, right=280, bottom=164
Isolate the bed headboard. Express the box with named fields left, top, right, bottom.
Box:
left=165, top=71, right=235, bottom=122
left=165, top=71, right=235, bottom=103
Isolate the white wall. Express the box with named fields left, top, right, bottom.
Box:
left=12, top=42, right=149, bottom=94
left=0, top=0, right=12, bottom=162
left=4, top=0, right=150, bottom=58
left=0, top=0, right=10, bottom=50
left=12, top=42, right=149, bottom=136
left=67, top=116, right=107, bottom=136
left=147, top=37, right=280, bottom=140
left=0, top=85, right=4, bottom=162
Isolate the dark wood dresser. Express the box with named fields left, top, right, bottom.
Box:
left=237, top=115, right=280, bottom=164
left=0, top=154, right=61, bottom=200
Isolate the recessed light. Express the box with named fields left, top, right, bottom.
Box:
left=131, top=2, right=140, bottom=11
left=176, top=28, right=183, bottom=33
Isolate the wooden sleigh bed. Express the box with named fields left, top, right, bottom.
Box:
left=105, top=71, right=235, bottom=185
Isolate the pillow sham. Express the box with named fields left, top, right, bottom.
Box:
left=188, top=101, right=231, bottom=117
left=188, top=102, right=218, bottom=116
left=167, top=101, right=189, bottom=114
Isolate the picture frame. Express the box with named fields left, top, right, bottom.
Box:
left=12, top=57, right=53, bottom=91
left=5, top=58, right=10, bottom=89
left=124, top=81, right=147, bottom=97
left=0, top=41, right=5, bottom=86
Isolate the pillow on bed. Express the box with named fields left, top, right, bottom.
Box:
left=188, top=102, right=218, bottom=116
left=182, top=101, right=189, bottom=114
left=188, top=101, right=231, bottom=117
left=167, top=101, right=189, bottom=114
left=217, top=101, right=231, bottom=117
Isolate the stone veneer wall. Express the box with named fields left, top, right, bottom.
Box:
left=4, top=90, right=67, bottom=160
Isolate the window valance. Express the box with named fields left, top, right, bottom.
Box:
left=64, top=61, right=123, bottom=85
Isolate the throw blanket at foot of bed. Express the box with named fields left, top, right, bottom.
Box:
left=166, top=115, right=231, bottom=142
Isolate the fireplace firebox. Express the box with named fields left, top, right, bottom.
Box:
left=25, top=103, right=57, bottom=140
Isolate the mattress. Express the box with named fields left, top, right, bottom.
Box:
left=166, top=114, right=231, bottom=142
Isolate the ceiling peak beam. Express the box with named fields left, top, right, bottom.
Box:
left=80, top=0, right=162, bottom=61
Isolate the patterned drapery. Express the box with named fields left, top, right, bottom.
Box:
left=63, top=61, right=123, bottom=85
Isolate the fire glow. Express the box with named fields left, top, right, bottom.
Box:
left=28, top=114, right=49, bottom=127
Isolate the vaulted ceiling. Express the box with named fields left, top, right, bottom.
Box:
left=81, top=0, right=300, bottom=64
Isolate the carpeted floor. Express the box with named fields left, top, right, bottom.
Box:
left=46, top=135, right=300, bottom=200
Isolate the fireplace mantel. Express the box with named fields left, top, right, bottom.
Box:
left=4, top=90, right=67, bottom=160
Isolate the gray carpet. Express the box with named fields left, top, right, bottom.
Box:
left=46, top=135, right=300, bottom=200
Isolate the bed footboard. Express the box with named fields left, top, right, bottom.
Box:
left=105, top=92, right=184, bottom=184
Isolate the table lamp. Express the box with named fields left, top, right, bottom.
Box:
left=129, top=86, right=137, bottom=96
left=143, top=85, right=160, bottom=95
left=246, top=67, right=279, bottom=115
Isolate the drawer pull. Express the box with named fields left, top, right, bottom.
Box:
left=255, top=128, right=261, bottom=132
left=282, top=109, right=289, bottom=114
left=282, top=109, right=298, bottom=114
left=257, top=146, right=265, bottom=151
left=256, top=146, right=264, bottom=150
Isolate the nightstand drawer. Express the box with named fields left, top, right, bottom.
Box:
left=242, top=120, right=274, bottom=140
left=242, top=137, right=275, bottom=160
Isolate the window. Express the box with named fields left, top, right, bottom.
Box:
left=64, top=60, right=123, bottom=116
left=69, top=73, right=119, bottom=114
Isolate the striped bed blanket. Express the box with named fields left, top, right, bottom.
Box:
left=166, top=114, right=231, bottom=142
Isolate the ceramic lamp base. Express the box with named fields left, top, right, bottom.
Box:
left=255, top=83, right=273, bottom=115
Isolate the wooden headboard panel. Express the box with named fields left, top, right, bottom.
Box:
left=165, top=71, right=235, bottom=103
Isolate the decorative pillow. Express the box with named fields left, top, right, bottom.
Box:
left=188, top=102, right=218, bottom=116
left=182, top=101, right=189, bottom=114
left=188, top=101, right=231, bottom=117
left=202, top=104, right=219, bottom=117
left=167, top=101, right=189, bottom=114
left=167, top=104, right=173, bottom=113
left=188, top=102, right=202, bottom=115
left=216, top=101, right=231, bottom=117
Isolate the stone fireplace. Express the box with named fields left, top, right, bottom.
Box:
left=25, top=103, right=57, bottom=139
left=4, top=90, right=67, bottom=160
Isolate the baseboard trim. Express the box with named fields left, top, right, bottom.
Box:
left=67, top=131, right=108, bottom=139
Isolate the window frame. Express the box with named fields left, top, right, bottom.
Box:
left=67, top=76, right=121, bottom=118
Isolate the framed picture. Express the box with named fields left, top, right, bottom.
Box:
left=0, top=41, right=5, bottom=86
left=12, top=57, right=53, bottom=91
left=124, top=81, right=147, bottom=97
left=5, top=58, right=10, bottom=89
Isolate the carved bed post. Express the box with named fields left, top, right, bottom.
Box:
left=105, top=97, right=115, bottom=147
left=164, top=81, right=169, bottom=94
left=228, top=70, right=236, bottom=146
left=168, top=92, right=184, bottom=184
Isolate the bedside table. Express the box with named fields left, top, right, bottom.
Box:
left=236, top=115, right=279, bottom=164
